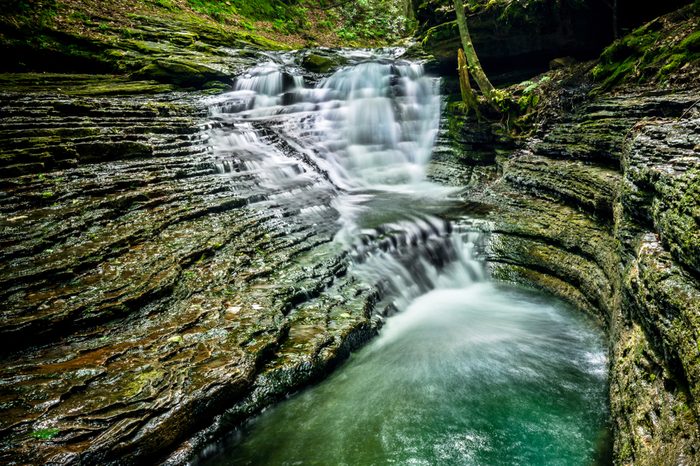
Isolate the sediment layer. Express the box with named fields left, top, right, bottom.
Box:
left=0, top=77, right=381, bottom=464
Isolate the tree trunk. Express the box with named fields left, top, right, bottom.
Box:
left=453, top=0, right=496, bottom=103
left=458, top=48, right=480, bottom=118
left=404, top=0, right=415, bottom=19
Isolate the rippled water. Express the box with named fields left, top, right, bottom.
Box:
left=205, top=281, right=609, bottom=466
left=201, top=50, right=610, bottom=465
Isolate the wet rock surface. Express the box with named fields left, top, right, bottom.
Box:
left=0, top=3, right=698, bottom=460
left=0, top=49, right=462, bottom=465
left=462, top=83, right=700, bottom=463
left=0, top=76, right=381, bottom=464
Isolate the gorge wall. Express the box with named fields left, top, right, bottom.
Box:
left=0, top=0, right=698, bottom=464
left=417, top=0, right=694, bottom=79
left=434, top=5, right=700, bottom=464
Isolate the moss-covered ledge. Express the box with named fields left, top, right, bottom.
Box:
left=463, top=75, right=700, bottom=466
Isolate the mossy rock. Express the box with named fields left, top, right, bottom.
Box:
left=131, top=58, right=230, bottom=88
left=301, top=53, right=346, bottom=74
left=420, top=20, right=459, bottom=57
left=591, top=6, right=700, bottom=89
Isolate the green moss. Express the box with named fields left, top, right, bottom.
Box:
left=124, top=369, right=163, bottom=397
left=421, top=20, right=458, bottom=48
left=65, top=80, right=176, bottom=96
left=130, top=58, right=228, bottom=88
left=657, top=53, right=687, bottom=78
left=656, top=170, right=700, bottom=274
left=301, top=53, right=347, bottom=74
left=30, top=428, right=60, bottom=440
left=679, top=30, right=700, bottom=51
left=592, top=10, right=699, bottom=89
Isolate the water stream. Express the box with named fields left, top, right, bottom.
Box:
left=200, top=50, right=610, bottom=464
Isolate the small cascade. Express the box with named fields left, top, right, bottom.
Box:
left=205, top=52, right=475, bottom=308
left=347, top=216, right=487, bottom=315
left=208, top=54, right=441, bottom=192
left=315, top=62, right=441, bottom=187
left=213, top=62, right=471, bottom=317
left=229, top=63, right=303, bottom=110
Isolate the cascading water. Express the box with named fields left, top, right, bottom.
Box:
left=201, top=50, right=610, bottom=465
left=208, top=53, right=441, bottom=190
left=313, top=61, right=441, bottom=187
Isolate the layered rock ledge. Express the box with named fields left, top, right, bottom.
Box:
left=445, top=78, right=700, bottom=464
left=0, top=76, right=385, bottom=464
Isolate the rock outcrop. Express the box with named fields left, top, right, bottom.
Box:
left=439, top=7, right=700, bottom=461
left=0, top=75, right=382, bottom=464
left=0, top=1, right=698, bottom=464
left=418, top=0, right=612, bottom=75
left=417, top=0, right=694, bottom=78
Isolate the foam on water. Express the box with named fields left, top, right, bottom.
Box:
left=203, top=267, right=609, bottom=466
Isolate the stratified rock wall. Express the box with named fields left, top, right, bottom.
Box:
left=419, top=0, right=612, bottom=74
left=0, top=77, right=379, bottom=465
left=418, top=0, right=694, bottom=77
left=456, top=82, right=700, bottom=464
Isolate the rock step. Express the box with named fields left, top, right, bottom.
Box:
left=502, top=151, right=622, bottom=220
left=0, top=173, right=351, bottom=465
left=0, top=93, right=208, bottom=177
left=0, top=134, right=205, bottom=154
left=0, top=121, right=203, bottom=134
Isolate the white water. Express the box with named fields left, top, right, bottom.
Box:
left=209, top=54, right=441, bottom=189
left=207, top=51, right=453, bottom=256
left=204, top=241, right=610, bottom=466
left=314, top=61, right=441, bottom=187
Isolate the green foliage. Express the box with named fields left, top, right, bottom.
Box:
left=187, top=0, right=239, bottom=22
left=336, top=0, right=415, bottom=43
left=591, top=13, right=700, bottom=89
left=3, top=0, right=58, bottom=28
left=517, top=76, right=550, bottom=111
left=337, top=28, right=358, bottom=41
left=316, top=18, right=334, bottom=30
left=30, top=428, right=59, bottom=440
left=490, top=88, right=515, bottom=113
left=185, top=0, right=306, bottom=24
left=183, top=0, right=310, bottom=36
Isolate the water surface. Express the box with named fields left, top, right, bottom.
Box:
left=206, top=282, right=609, bottom=465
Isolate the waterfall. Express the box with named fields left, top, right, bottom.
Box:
left=199, top=51, right=610, bottom=466
left=207, top=51, right=476, bottom=312
left=313, top=61, right=441, bottom=188
left=209, top=55, right=441, bottom=190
